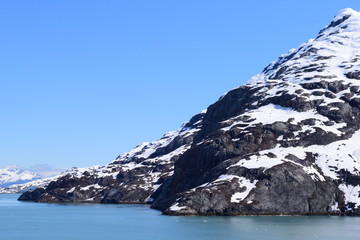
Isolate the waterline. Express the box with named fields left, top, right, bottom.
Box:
left=1, top=194, right=359, bottom=240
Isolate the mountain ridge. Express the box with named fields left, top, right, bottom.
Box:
left=19, top=8, right=360, bottom=216
left=0, top=167, right=41, bottom=188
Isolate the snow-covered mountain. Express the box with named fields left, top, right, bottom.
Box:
left=0, top=167, right=99, bottom=194
left=19, top=112, right=204, bottom=203
left=0, top=176, right=54, bottom=194
left=19, top=8, right=360, bottom=216
left=0, top=167, right=41, bottom=188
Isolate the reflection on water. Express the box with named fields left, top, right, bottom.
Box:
left=0, top=194, right=359, bottom=240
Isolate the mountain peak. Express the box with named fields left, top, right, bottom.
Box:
left=334, top=8, right=359, bottom=20
left=319, top=8, right=360, bottom=36
left=18, top=9, right=360, bottom=216
left=253, top=7, right=360, bottom=92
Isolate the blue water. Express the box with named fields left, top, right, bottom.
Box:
left=0, top=194, right=359, bottom=240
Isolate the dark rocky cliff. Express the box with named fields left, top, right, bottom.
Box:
left=20, top=8, right=360, bottom=216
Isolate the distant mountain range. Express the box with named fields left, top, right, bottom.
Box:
left=0, top=167, right=41, bottom=188
left=0, top=167, right=97, bottom=194
left=17, top=8, right=360, bottom=216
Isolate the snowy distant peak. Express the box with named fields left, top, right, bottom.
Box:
left=0, top=167, right=98, bottom=194
left=0, top=175, right=58, bottom=194
left=0, top=167, right=40, bottom=187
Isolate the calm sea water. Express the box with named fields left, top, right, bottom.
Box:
left=0, top=194, right=359, bottom=240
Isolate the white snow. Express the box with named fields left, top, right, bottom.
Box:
left=0, top=167, right=40, bottom=187
left=331, top=202, right=339, bottom=211
left=338, top=183, right=360, bottom=208
left=143, top=145, right=191, bottom=165
left=303, top=166, right=326, bottom=181
left=121, top=162, right=143, bottom=171
left=231, top=177, right=258, bottom=203
left=221, top=104, right=346, bottom=136
left=115, top=130, right=180, bottom=164
left=218, top=12, right=360, bottom=210
left=237, top=7, right=360, bottom=126
left=190, top=174, right=257, bottom=203
left=230, top=129, right=360, bottom=182
left=80, top=184, right=103, bottom=191
left=0, top=174, right=59, bottom=194
left=332, top=8, right=360, bottom=22
left=67, top=187, right=75, bottom=193
left=169, top=202, right=187, bottom=211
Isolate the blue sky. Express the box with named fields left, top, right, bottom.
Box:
left=1, top=0, right=359, bottom=170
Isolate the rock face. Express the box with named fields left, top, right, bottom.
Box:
left=20, top=8, right=360, bottom=216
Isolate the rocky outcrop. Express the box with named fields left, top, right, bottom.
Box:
left=19, top=8, right=360, bottom=216
left=19, top=113, right=204, bottom=203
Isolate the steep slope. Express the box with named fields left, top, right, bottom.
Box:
left=20, top=8, right=360, bottom=216
left=19, top=113, right=204, bottom=203
left=0, top=167, right=40, bottom=188
left=151, top=8, right=360, bottom=215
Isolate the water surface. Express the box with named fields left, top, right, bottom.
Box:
left=0, top=194, right=359, bottom=240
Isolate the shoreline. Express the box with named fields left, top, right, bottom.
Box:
left=14, top=196, right=360, bottom=217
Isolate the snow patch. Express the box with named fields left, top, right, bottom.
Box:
left=169, top=202, right=187, bottom=211
left=191, top=175, right=257, bottom=203
left=67, top=187, right=75, bottom=193
left=221, top=104, right=346, bottom=136
left=231, top=177, right=258, bottom=203
left=230, top=129, right=360, bottom=181
left=338, top=183, right=360, bottom=208
left=80, top=184, right=103, bottom=191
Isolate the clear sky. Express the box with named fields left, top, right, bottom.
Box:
left=1, top=0, right=359, bottom=170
